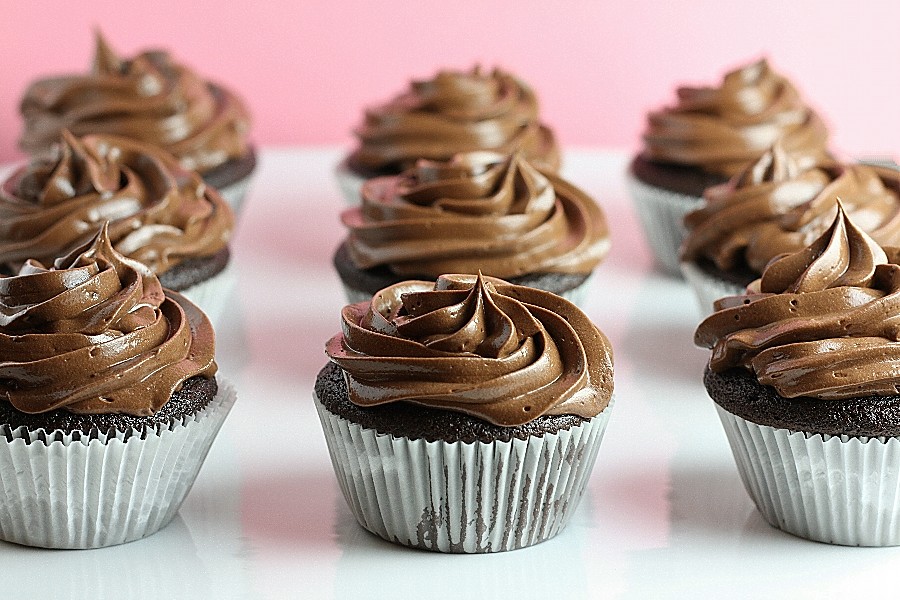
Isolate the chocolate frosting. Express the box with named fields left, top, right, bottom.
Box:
left=0, top=225, right=217, bottom=415
left=348, top=66, right=559, bottom=174
left=342, top=152, right=609, bottom=278
left=19, top=32, right=251, bottom=175
left=695, top=204, right=900, bottom=399
left=682, top=147, right=900, bottom=274
left=642, top=59, right=830, bottom=177
left=325, top=273, right=613, bottom=426
left=0, top=131, right=233, bottom=275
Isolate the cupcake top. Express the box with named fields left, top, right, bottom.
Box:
left=342, top=151, right=609, bottom=279
left=325, top=273, right=613, bottom=426
left=0, top=130, right=233, bottom=275
left=347, top=66, right=560, bottom=176
left=695, top=203, right=900, bottom=399
left=0, top=224, right=217, bottom=416
left=19, top=32, right=251, bottom=175
left=682, top=146, right=900, bottom=274
left=641, top=58, right=830, bottom=177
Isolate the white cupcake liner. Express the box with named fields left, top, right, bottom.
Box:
left=335, top=159, right=367, bottom=205
left=341, top=274, right=594, bottom=310
left=680, top=261, right=746, bottom=317
left=626, top=172, right=704, bottom=276
left=179, top=263, right=238, bottom=326
left=314, top=392, right=612, bottom=553
left=216, top=174, right=254, bottom=217
left=0, top=380, right=237, bottom=549
left=716, top=404, right=900, bottom=546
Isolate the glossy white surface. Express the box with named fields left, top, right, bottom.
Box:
left=1, top=148, right=899, bottom=598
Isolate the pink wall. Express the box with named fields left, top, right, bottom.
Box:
left=1, top=1, right=897, bottom=164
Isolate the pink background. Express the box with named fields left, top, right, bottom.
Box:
left=1, top=0, right=897, bottom=164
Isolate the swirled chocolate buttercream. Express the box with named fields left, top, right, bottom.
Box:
left=19, top=32, right=251, bottom=175
left=326, top=273, right=613, bottom=426
left=348, top=66, right=559, bottom=175
left=342, top=152, right=608, bottom=278
left=642, top=59, right=830, bottom=177
left=0, top=225, right=217, bottom=415
left=695, top=204, right=900, bottom=399
left=682, top=146, right=900, bottom=274
left=0, top=131, right=232, bottom=274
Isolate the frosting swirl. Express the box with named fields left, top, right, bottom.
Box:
left=695, top=204, right=900, bottom=399
left=642, top=59, right=830, bottom=177
left=348, top=66, right=559, bottom=175
left=0, top=131, right=233, bottom=275
left=19, top=32, right=251, bottom=175
left=342, top=152, right=609, bottom=278
left=682, top=148, right=900, bottom=274
left=326, top=273, right=612, bottom=426
left=0, top=224, right=217, bottom=415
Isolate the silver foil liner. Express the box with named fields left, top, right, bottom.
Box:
left=314, top=393, right=612, bottom=553
left=0, top=381, right=237, bottom=549
left=716, top=404, right=900, bottom=546
left=626, top=172, right=703, bottom=276
left=335, top=159, right=366, bottom=205
left=680, top=261, right=746, bottom=318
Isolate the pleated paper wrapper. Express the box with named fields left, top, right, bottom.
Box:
left=0, top=381, right=237, bottom=549
left=680, top=261, right=746, bottom=318
left=216, top=173, right=255, bottom=218
left=335, top=160, right=366, bottom=205
left=315, top=393, right=612, bottom=553
left=716, top=404, right=900, bottom=546
left=626, top=172, right=703, bottom=277
left=178, top=264, right=238, bottom=327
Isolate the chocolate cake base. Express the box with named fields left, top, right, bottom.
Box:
left=202, top=146, right=257, bottom=191
left=0, top=376, right=218, bottom=440
left=694, top=256, right=758, bottom=288
left=315, top=362, right=588, bottom=444
left=159, top=247, right=230, bottom=292
left=332, top=242, right=590, bottom=299
left=704, top=367, right=900, bottom=438
left=630, top=154, right=729, bottom=198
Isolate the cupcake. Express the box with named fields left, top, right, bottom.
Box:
left=315, top=273, right=614, bottom=552
left=628, top=58, right=831, bottom=275
left=334, top=151, right=609, bottom=306
left=19, top=32, right=255, bottom=214
left=681, top=146, right=900, bottom=314
left=0, top=130, right=235, bottom=320
left=0, top=224, right=235, bottom=548
left=337, top=66, right=559, bottom=204
left=695, top=203, right=900, bottom=546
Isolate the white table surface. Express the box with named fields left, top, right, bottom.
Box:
left=1, top=147, right=899, bottom=598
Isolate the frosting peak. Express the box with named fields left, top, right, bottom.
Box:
left=0, top=224, right=216, bottom=415
left=343, top=152, right=609, bottom=279
left=326, top=274, right=613, bottom=426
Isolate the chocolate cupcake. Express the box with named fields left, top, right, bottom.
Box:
left=628, top=58, right=831, bottom=275
left=0, top=130, right=235, bottom=320
left=695, top=204, right=900, bottom=545
left=680, top=146, right=900, bottom=314
left=19, top=32, right=255, bottom=214
left=334, top=151, right=609, bottom=306
left=336, top=66, right=559, bottom=204
left=0, top=225, right=235, bottom=548
left=315, top=273, right=614, bottom=552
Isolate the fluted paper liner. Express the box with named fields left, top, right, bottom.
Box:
left=626, top=171, right=704, bottom=276
left=716, top=404, right=900, bottom=546
left=315, top=392, right=612, bottom=553
left=0, top=380, right=237, bottom=549
left=335, top=159, right=366, bottom=205
left=680, top=261, right=745, bottom=318
left=216, top=174, right=254, bottom=217
left=179, top=264, right=238, bottom=326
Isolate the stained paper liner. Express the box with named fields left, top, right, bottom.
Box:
left=715, top=404, right=900, bottom=546
left=680, top=261, right=746, bottom=318
left=179, top=264, right=238, bottom=326
left=341, top=275, right=594, bottom=310
left=216, top=174, right=254, bottom=218
left=314, top=392, right=612, bottom=553
left=0, top=380, right=237, bottom=549
left=626, top=172, right=703, bottom=276
left=335, top=159, right=366, bottom=205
